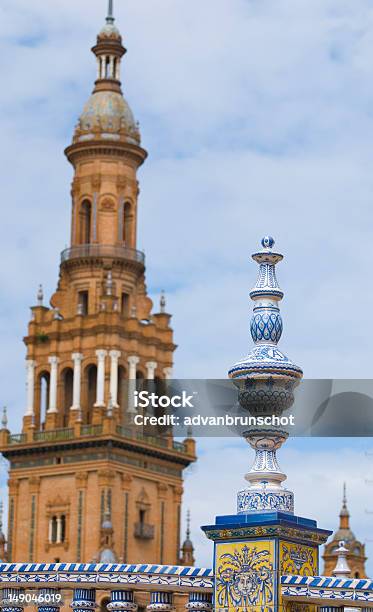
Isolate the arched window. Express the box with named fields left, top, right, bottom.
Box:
left=136, top=370, right=145, bottom=393
left=105, top=56, right=111, bottom=79
left=86, top=364, right=97, bottom=424
left=79, top=200, right=92, bottom=244
left=62, top=369, right=73, bottom=427
left=51, top=516, right=58, bottom=543
left=123, top=202, right=133, bottom=245
left=39, top=371, right=50, bottom=428
left=355, top=571, right=360, bottom=578
left=61, top=514, right=66, bottom=543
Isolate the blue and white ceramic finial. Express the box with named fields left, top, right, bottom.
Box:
left=229, top=236, right=302, bottom=380
left=229, top=237, right=303, bottom=515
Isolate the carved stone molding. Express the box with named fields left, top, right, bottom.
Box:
left=29, top=476, right=41, bottom=493
left=157, top=482, right=168, bottom=499
left=98, top=469, right=115, bottom=486
left=75, top=471, right=89, bottom=488
left=8, top=479, right=20, bottom=496
left=120, top=472, right=132, bottom=491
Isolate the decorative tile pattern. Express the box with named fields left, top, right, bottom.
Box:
left=204, top=524, right=330, bottom=546
left=237, top=488, right=294, bottom=514
left=280, top=542, right=318, bottom=576
left=281, top=575, right=373, bottom=605
left=215, top=541, right=274, bottom=609
left=0, top=563, right=214, bottom=591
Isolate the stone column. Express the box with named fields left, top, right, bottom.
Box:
left=146, top=361, right=157, bottom=380
left=25, top=360, right=36, bottom=416
left=48, top=518, right=53, bottom=543
left=100, top=57, right=105, bottom=79
left=109, top=56, right=115, bottom=79
left=95, top=350, right=107, bottom=407
left=164, top=367, right=173, bottom=380
left=71, top=353, right=83, bottom=410
left=108, top=591, right=137, bottom=612
left=127, top=356, right=139, bottom=414
left=37, top=588, right=61, bottom=612
left=147, top=593, right=175, bottom=612
left=70, top=589, right=96, bottom=612
left=109, top=350, right=121, bottom=407
left=48, top=356, right=59, bottom=413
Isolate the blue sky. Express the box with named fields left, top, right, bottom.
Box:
left=0, top=0, right=373, bottom=574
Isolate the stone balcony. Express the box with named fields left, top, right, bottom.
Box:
left=134, top=522, right=155, bottom=540
left=4, top=425, right=193, bottom=459
left=60, top=244, right=145, bottom=266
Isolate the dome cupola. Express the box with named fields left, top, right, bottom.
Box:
left=71, top=0, right=141, bottom=147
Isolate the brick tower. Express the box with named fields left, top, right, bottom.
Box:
left=0, top=2, right=195, bottom=564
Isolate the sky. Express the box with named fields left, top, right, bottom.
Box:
left=0, top=0, right=373, bottom=575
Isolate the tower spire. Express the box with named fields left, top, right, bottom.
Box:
left=180, top=510, right=195, bottom=566
left=340, top=482, right=350, bottom=529
left=186, top=509, right=191, bottom=540
left=106, top=0, right=114, bottom=24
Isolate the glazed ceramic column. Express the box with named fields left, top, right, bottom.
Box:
left=185, top=593, right=212, bottom=612
left=108, top=591, right=137, bottom=612
left=25, top=360, right=36, bottom=416
left=147, top=593, right=175, bottom=612
left=70, top=589, right=96, bottom=612
left=37, top=588, right=61, bottom=612
left=95, top=350, right=107, bottom=407
left=109, top=350, right=121, bottom=407
left=146, top=361, right=157, bottom=380
left=71, top=353, right=83, bottom=410
left=48, top=356, right=59, bottom=413
left=1, top=588, right=25, bottom=612
left=127, top=356, right=139, bottom=414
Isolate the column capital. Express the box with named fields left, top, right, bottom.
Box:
left=109, top=350, right=121, bottom=360
left=146, top=361, right=157, bottom=369
left=26, top=359, right=36, bottom=368
left=95, top=349, right=108, bottom=360
left=48, top=356, right=59, bottom=366
left=72, top=353, right=83, bottom=362
left=163, top=367, right=173, bottom=379
left=127, top=355, right=140, bottom=366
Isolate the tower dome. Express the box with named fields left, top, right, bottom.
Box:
left=77, top=91, right=140, bottom=144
